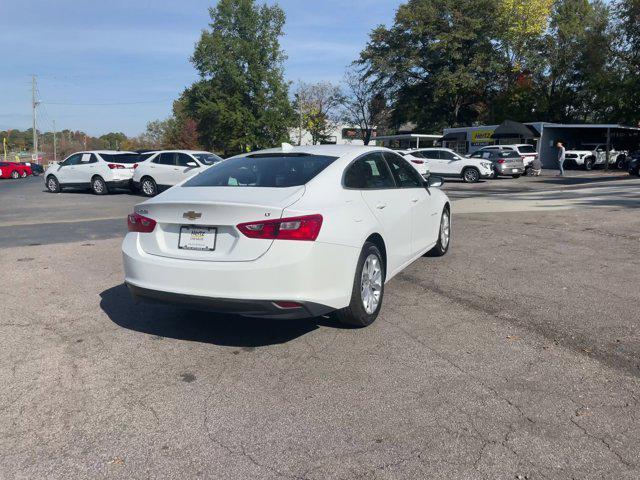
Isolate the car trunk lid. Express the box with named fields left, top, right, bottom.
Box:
left=136, top=185, right=305, bottom=262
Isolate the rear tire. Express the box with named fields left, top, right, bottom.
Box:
left=335, top=242, right=385, bottom=328
left=428, top=207, right=451, bottom=257
left=140, top=177, right=158, bottom=197
left=462, top=167, right=480, bottom=183
left=46, top=175, right=60, bottom=193
left=512, top=174, right=521, bottom=179
left=91, top=176, right=109, bottom=195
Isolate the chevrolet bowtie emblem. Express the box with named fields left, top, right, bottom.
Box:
left=182, top=211, right=202, bottom=221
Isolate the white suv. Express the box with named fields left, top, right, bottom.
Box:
left=478, top=144, right=538, bottom=168
left=132, top=150, right=223, bottom=196
left=44, top=150, right=140, bottom=194
left=404, top=148, right=494, bottom=182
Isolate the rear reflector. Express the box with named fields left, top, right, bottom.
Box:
left=237, top=214, right=323, bottom=241
left=272, top=301, right=303, bottom=309
left=127, top=212, right=156, bottom=233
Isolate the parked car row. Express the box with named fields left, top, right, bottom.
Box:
left=565, top=145, right=628, bottom=170
left=44, top=150, right=223, bottom=196
left=399, top=144, right=527, bottom=182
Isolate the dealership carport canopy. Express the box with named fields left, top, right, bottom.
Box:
left=545, top=124, right=640, bottom=150
left=491, top=120, right=540, bottom=139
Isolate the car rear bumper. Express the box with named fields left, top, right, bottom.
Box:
left=122, top=233, right=360, bottom=317
left=496, top=166, right=524, bottom=175
left=126, top=283, right=334, bottom=319
left=107, top=179, right=134, bottom=190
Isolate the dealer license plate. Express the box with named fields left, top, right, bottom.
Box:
left=178, top=226, right=217, bottom=251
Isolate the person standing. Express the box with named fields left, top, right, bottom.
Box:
left=557, top=141, right=566, bottom=176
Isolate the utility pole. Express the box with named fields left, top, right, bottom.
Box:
left=53, top=120, right=57, bottom=162
left=32, top=75, right=39, bottom=160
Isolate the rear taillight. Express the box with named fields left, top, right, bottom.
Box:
left=237, top=214, right=323, bottom=241
left=127, top=212, right=156, bottom=233
left=133, top=163, right=138, bottom=169
left=497, top=159, right=506, bottom=164
left=411, top=159, right=424, bottom=164
left=108, top=163, right=125, bottom=169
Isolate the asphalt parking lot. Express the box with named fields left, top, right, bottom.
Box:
left=1, top=172, right=640, bottom=479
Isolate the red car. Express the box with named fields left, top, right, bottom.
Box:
left=0, top=162, right=31, bottom=179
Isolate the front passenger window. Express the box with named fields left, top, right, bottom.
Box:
left=61, top=154, right=81, bottom=166
left=344, top=153, right=395, bottom=189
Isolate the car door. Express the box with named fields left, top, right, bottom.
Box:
left=344, top=152, right=412, bottom=274
left=55, top=154, right=82, bottom=183
left=73, top=153, right=95, bottom=184
left=438, top=149, right=462, bottom=175
left=175, top=153, right=201, bottom=184
left=418, top=150, right=444, bottom=174
left=153, top=152, right=177, bottom=187
left=384, top=152, right=440, bottom=254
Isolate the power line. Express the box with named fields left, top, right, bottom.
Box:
left=41, top=99, right=173, bottom=106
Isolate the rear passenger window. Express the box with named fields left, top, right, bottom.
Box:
left=384, top=153, right=424, bottom=188
left=344, top=153, right=395, bottom=189
left=156, top=153, right=176, bottom=165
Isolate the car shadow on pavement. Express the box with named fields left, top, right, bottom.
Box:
left=100, top=284, right=347, bottom=347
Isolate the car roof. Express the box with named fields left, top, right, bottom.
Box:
left=243, top=144, right=384, bottom=157
left=150, top=150, right=214, bottom=154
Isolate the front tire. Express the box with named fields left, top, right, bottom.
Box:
left=20, top=170, right=27, bottom=178
left=335, top=242, right=385, bottom=328
left=584, top=157, right=594, bottom=170
left=140, top=177, right=158, bottom=197
left=91, top=176, right=109, bottom=195
left=462, top=167, right=480, bottom=183
left=46, top=175, right=61, bottom=193
left=428, top=207, right=451, bottom=257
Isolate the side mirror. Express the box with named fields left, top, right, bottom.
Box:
left=427, top=176, right=443, bottom=188
left=186, top=161, right=198, bottom=168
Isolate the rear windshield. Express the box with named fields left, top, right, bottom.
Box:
left=498, top=151, right=521, bottom=158
left=193, top=153, right=223, bottom=165
left=99, top=153, right=140, bottom=164
left=184, top=154, right=337, bottom=188
left=517, top=145, right=536, bottom=153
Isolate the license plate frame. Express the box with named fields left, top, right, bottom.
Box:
left=178, top=226, right=217, bottom=251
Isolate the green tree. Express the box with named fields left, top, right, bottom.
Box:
left=358, top=0, right=505, bottom=131
left=99, top=132, right=127, bottom=150
left=542, top=0, right=613, bottom=122
left=182, top=0, right=293, bottom=155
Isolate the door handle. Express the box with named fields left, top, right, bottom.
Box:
left=376, top=203, right=387, bottom=210
left=411, top=198, right=419, bottom=203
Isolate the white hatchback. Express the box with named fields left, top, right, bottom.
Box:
left=44, top=150, right=140, bottom=194
left=122, top=145, right=451, bottom=327
left=132, top=150, right=223, bottom=196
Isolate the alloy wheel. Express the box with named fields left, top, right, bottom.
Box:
left=440, top=210, right=450, bottom=249
left=93, top=179, right=104, bottom=194
left=360, top=254, right=382, bottom=314
left=142, top=179, right=155, bottom=196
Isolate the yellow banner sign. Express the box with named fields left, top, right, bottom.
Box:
left=471, top=129, right=494, bottom=143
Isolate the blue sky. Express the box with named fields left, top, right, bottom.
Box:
left=0, top=0, right=403, bottom=137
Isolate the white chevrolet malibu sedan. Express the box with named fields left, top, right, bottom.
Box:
left=122, top=145, right=451, bottom=327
